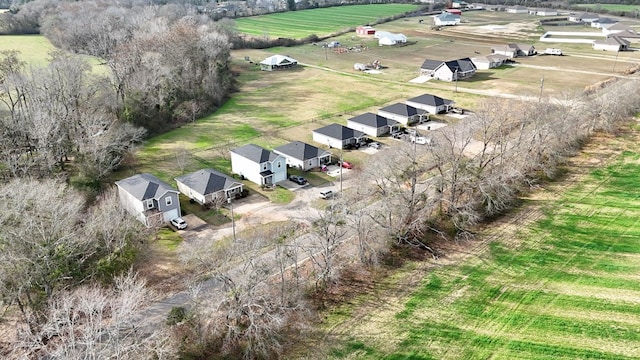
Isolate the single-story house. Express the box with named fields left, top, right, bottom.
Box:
left=115, top=173, right=181, bottom=227
left=260, top=55, right=298, bottom=71
left=175, top=168, right=244, bottom=206
left=406, top=94, right=454, bottom=114
left=347, top=112, right=400, bottom=137
left=376, top=31, right=407, bottom=46
left=591, top=18, right=617, bottom=28
left=506, top=5, right=528, bottom=14
left=436, top=58, right=477, bottom=81
left=491, top=43, right=536, bottom=58
left=592, top=36, right=630, bottom=51
left=420, top=59, right=445, bottom=76
left=613, top=30, right=640, bottom=42
left=312, top=123, right=367, bottom=149
left=569, top=12, right=599, bottom=23
left=530, top=8, right=557, bottom=16
left=434, top=12, right=461, bottom=26
left=230, top=144, right=287, bottom=186
left=471, top=54, right=508, bottom=69
left=378, top=103, right=427, bottom=125
left=446, top=8, right=463, bottom=15
left=356, top=25, right=375, bottom=35
left=603, top=23, right=635, bottom=36
left=273, top=141, right=332, bottom=171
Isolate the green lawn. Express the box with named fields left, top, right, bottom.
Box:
left=320, top=148, right=640, bottom=359
left=234, top=4, right=420, bottom=39
left=574, top=4, right=640, bottom=13
left=0, top=35, right=56, bottom=66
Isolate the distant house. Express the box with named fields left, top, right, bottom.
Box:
left=230, top=144, right=287, bottom=186
left=531, top=8, right=558, bottom=16
left=175, top=169, right=244, bottom=206
left=312, top=123, right=367, bottom=149
left=356, top=25, right=375, bottom=35
left=446, top=8, right=462, bottom=15
left=376, top=31, right=407, bottom=46
left=592, top=36, right=630, bottom=51
left=420, top=59, right=444, bottom=76
left=260, top=55, right=298, bottom=71
left=471, top=54, right=508, bottom=69
left=506, top=5, right=528, bottom=14
left=406, top=94, right=454, bottom=114
left=115, top=173, right=181, bottom=227
left=491, top=43, right=536, bottom=58
left=569, top=12, right=599, bottom=23
left=273, top=141, right=332, bottom=171
left=420, top=58, right=477, bottom=81
left=591, top=18, right=617, bottom=28
left=347, top=112, right=400, bottom=137
left=602, top=23, right=635, bottom=36
left=434, top=12, right=461, bottom=26
left=378, top=103, right=427, bottom=125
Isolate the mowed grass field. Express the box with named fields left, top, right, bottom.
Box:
left=0, top=35, right=56, bottom=66
left=313, top=136, right=640, bottom=359
left=575, top=4, right=640, bottom=12
left=233, top=4, right=419, bottom=39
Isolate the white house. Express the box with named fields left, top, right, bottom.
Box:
left=591, top=18, right=617, bottom=28
left=569, top=12, right=599, bottom=23
left=471, top=54, right=508, bottom=69
left=230, top=144, right=287, bottom=186
left=434, top=12, right=461, bottom=26
left=273, top=141, right=332, bottom=171
left=434, top=58, right=477, bottom=81
left=115, top=173, right=181, bottom=227
left=378, top=103, right=427, bottom=125
left=175, top=168, right=244, bottom=206
left=347, top=112, right=400, bottom=137
left=491, top=43, right=536, bottom=58
left=312, top=123, right=367, bottom=149
left=592, top=36, right=630, bottom=51
left=260, top=55, right=298, bottom=71
left=376, top=31, right=407, bottom=46
left=406, top=94, right=454, bottom=114
left=531, top=8, right=558, bottom=16
left=506, top=5, right=528, bottom=14
left=603, top=23, right=635, bottom=36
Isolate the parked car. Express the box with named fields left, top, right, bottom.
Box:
left=368, top=142, right=382, bottom=149
left=170, top=217, right=187, bottom=230
left=319, top=190, right=334, bottom=199
left=410, top=136, right=432, bottom=145
left=337, top=160, right=353, bottom=169
left=288, top=175, right=307, bottom=185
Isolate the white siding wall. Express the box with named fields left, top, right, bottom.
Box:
left=347, top=121, right=382, bottom=137
left=231, top=152, right=262, bottom=185
left=405, top=101, right=440, bottom=114
left=176, top=182, right=206, bottom=205
left=434, top=67, right=455, bottom=81
left=377, top=111, right=409, bottom=125
left=313, top=132, right=345, bottom=149
left=117, top=188, right=146, bottom=225
left=270, top=155, right=287, bottom=183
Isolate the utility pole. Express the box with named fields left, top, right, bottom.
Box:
left=538, top=76, right=544, bottom=102
left=613, top=49, right=620, bottom=72
left=339, top=147, right=343, bottom=193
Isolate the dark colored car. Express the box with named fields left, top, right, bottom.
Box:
left=288, top=175, right=307, bottom=185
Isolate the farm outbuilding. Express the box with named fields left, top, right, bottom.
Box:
left=376, top=31, right=407, bottom=46
left=260, top=55, right=298, bottom=71
left=356, top=25, right=375, bottom=35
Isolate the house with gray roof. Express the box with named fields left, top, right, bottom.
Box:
left=491, top=43, right=536, bottom=58
left=175, top=168, right=244, bottom=206
left=312, top=123, right=367, bottom=149
left=592, top=36, right=630, bottom=51
left=230, top=144, right=287, bottom=186
left=591, top=17, right=617, bottom=28
left=434, top=12, right=461, bottom=26
left=273, top=141, right=332, bottom=171
left=406, top=94, right=455, bottom=114
left=347, top=112, right=400, bottom=137
left=378, top=103, right=428, bottom=125
left=420, top=59, right=445, bottom=76
left=260, top=55, right=298, bottom=71
left=115, top=173, right=181, bottom=227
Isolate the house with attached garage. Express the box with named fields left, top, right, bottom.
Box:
left=347, top=112, right=400, bottom=137
left=260, top=55, right=298, bottom=71
left=312, top=123, right=367, bottom=149
left=230, top=144, right=287, bottom=186
left=491, top=43, right=536, bottom=58
left=175, top=168, right=244, bottom=206
left=273, top=141, right=332, bottom=171
left=471, top=54, right=509, bottom=69
left=115, top=173, right=181, bottom=227
left=378, top=103, right=428, bottom=125
left=592, top=36, right=630, bottom=51
left=406, top=94, right=455, bottom=114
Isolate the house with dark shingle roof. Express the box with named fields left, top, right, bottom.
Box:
left=347, top=112, right=400, bottom=137
left=378, top=103, right=427, bottom=125
left=406, top=94, right=455, bottom=114
left=230, top=144, right=287, bottom=186
left=175, top=168, right=244, bottom=206
left=312, top=123, right=367, bottom=149
left=420, top=58, right=477, bottom=82
left=420, top=59, right=444, bottom=76
left=273, top=141, right=332, bottom=171
left=115, top=173, right=181, bottom=227
left=592, top=36, right=630, bottom=51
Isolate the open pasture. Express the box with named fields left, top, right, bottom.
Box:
left=233, top=4, right=419, bottom=39
left=0, top=35, right=56, bottom=66
left=574, top=4, right=640, bottom=13
left=316, top=135, right=640, bottom=359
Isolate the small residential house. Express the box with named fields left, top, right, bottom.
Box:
left=376, top=31, right=407, bottom=46
left=347, top=112, right=400, bottom=137
left=591, top=18, right=617, bottom=28
left=602, top=23, right=635, bottom=36
left=230, top=144, right=287, bottom=186
left=260, top=55, right=298, bottom=71
left=471, top=54, right=508, bottom=69
left=406, top=94, right=454, bottom=114
left=491, top=43, right=536, bottom=58
left=434, top=12, right=461, bottom=26
left=420, top=59, right=445, bottom=76
left=530, top=8, right=557, bottom=16
left=273, top=141, right=332, bottom=171
left=378, top=103, right=427, bottom=125
left=569, top=12, right=599, bottom=23
left=312, top=123, right=367, bottom=149
left=175, top=169, right=244, bottom=206
left=115, top=173, right=181, bottom=227
left=356, top=25, right=375, bottom=35
left=592, top=36, right=630, bottom=51
left=506, top=5, right=528, bottom=14
left=436, top=58, right=477, bottom=81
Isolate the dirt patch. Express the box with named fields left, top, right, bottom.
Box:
left=134, top=239, right=192, bottom=301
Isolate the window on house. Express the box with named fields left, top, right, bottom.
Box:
left=165, top=196, right=172, bottom=206
left=277, top=161, right=282, bottom=168
left=147, top=200, right=154, bottom=209
left=263, top=164, right=267, bottom=170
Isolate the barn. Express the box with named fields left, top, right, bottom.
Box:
left=356, top=25, right=375, bottom=35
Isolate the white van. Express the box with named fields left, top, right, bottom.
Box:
left=320, top=190, right=334, bottom=199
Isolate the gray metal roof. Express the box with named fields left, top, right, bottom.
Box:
left=313, top=123, right=365, bottom=140
left=379, top=103, right=421, bottom=117
left=231, top=144, right=280, bottom=163
left=348, top=112, right=398, bottom=128
left=273, top=141, right=331, bottom=161
left=115, top=173, right=177, bottom=201
left=407, top=94, right=453, bottom=107
left=175, top=169, right=242, bottom=196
